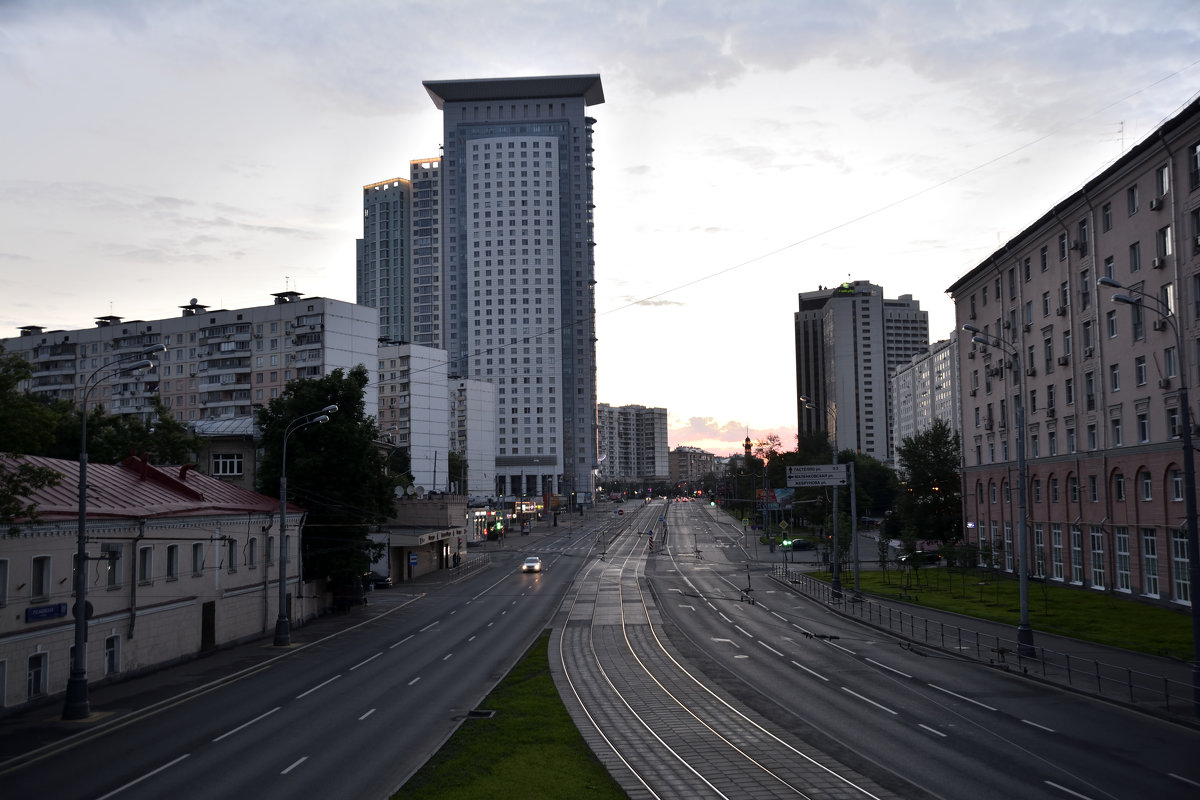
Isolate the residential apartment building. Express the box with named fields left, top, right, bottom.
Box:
left=794, top=281, right=929, bottom=463
left=597, top=403, right=669, bottom=484
left=669, top=446, right=716, bottom=484
left=890, top=338, right=962, bottom=471
left=946, top=96, right=1200, bottom=606
left=0, top=453, right=304, bottom=712
left=5, top=293, right=379, bottom=435
left=357, top=177, right=412, bottom=343
left=377, top=343, right=450, bottom=493
left=425, top=74, right=604, bottom=506
left=450, top=377, right=497, bottom=498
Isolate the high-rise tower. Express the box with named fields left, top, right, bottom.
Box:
left=423, top=74, right=604, bottom=504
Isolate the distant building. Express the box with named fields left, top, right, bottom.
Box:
left=0, top=453, right=306, bottom=712
left=450, top=377, right=497, bottom=498
left=377, top=343, right=450, bottom=494
left=189, top=416, right=260, bottom=492
left=795, top=280, right=929, bottom=463
left=4, top=293, right=379, bottom=427
left=889, top=338, right=962, bottom=471
left=357, top=177, right=413, bottom=344
left=669, top=446, right=715, bottom=484
left=597, top=403, right=669, bottom=484
left=947, top=96, right=1200, bottom=604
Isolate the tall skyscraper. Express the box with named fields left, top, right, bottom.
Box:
left=794, top=280, right=929, bottom=464
left=423, top=74, right=604, bottom=504
left=357, top=177, right=411, bottom=343
left=596, top=403, right=669, bottom=484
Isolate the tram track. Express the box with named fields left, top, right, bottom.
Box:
left=553, top=502, right=898, bottom=799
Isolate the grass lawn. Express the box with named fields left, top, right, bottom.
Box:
left=396, top=631, right=629, bottom=800
left=819, top=564, right=1194, bottom=660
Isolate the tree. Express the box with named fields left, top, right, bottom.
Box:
left=447, top=450, right=468, bottom=495
left=0, top=347, right=61, bottom=455
left=256, top=366, right=395, bottom=585
left=85, top=400, right=199, bottom=464
left=0, top=458, right=62, bottom=534
left=895, top=419, right=963, bottom=546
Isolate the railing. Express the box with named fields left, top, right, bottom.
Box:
left=450, top=552, right=491, bottom=580
left=772, top=564, right=1193, bottom=717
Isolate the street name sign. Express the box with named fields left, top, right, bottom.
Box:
left=786, top=464, right=848, bottom=487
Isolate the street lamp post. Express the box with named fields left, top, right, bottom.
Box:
left=1100, top=276, right=1200, bottom=715
left=63, top=343, right=166, bottom=720
left=963, top=324, right=1036, bottom=657
left=274, top=404, right=338, bottom=647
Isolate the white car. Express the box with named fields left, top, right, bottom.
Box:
left=521, top=556, right=543, bottom=573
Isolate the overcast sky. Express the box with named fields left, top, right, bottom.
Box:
left=3, top=1, right=1199, bottom=457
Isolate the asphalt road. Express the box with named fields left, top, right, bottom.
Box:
left=0, top=520, right=602, bottom=800
left=649, top=500, right=1200, bottom=800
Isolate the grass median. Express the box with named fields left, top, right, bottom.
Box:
left=396, top=631, right=629, bottom=800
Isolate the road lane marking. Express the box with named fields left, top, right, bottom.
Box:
left=771, top=611, right=786, bottom=621
left=757, top=641, right=784, bottom=657
left=711, top=637, right=740, bottom=648
left=350, top=652, right=382, bottom=671
left=297, top=675, right=341, bottom=699
left=281, top=756, right=308, bottom=775
left=213, top=707, right=281, bottom=742
left=468, top=635, right=477, bottom=642
left=927, top=683, right=997, bottom=711
left=791, top=660, right=829, bottom=681
left=95, top=754, right=190, bottom=800
left=734, top=625, right=753, bottom=638
left=419, top=621, right=439, bottom=632
left=918, top=723, right=947, bottom=737
left=359, top=709, right=376, bottom=720
left=719, top=612, right=733, bottom=623
left=443, top=653, right=454, bottom=661
left=1044, top=780, right=1095, bottom=798
left=390, top=634, right=414, bottom=649
left=408, top=676, right=421, bottom=686
left=866, top=658, right=911, bottom=678
left=826, top=640, right=857, bottom=655
left=841, top=687, right=898, bottom=714
left=1023, top=719, right=1055, bottom=732
left=1170, top=773, right=1200, bottom=788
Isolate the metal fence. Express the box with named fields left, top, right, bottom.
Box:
left=772, top=564, right=1194, bottom=719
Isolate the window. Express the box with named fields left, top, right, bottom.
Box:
left=27, top=653, right=48, bottom=699
left=1109, top=363, right=1120, bottom=392
left=1114, top=473, right=1126, bottom=501
left=102, top=543, right=122, bottom=588
left=192, top=542, right=204, bottom=577
left=0, top=558, right=7, bottom=606
left=227, top=538, right=237, bottom=572
left=1190, top=140, right=1200, bottom=191
left=1052, top=524, right=1064, bottom=580
left=1070, top=475, right=1080, bottom=502
left=1156, top=163, right=1170, bottom=198
left=1168, top=407, right=1181, bottom=438
left=1058, top=233, right=1069, bottom=261
left=1143, top=531, right=1159, bottom=596
left=1165, top=346, right=1178, bottom=379
left=105, top=635, right=121, bottom=675
left=1116, top=527, right=1131, bottom=591
left=1106, top=310, right=1117, bottom=338
left=1135, top=355, right=1147, bottom=386
left=1172, top=528, right=1191, bottom=603
left=138, top=546, right=152, bottom=584
left=31, top=556, right=50, bottom=600
left=1102, top=202, right=1112, bottom=232
left=1050, top=477, right=1060, bottom=502
left=1171, top=469, right=1184, bottom=502
left=211, top=453, right=244, bottom=476
left=1138, top=412, right=1150, bottom=442
left=1130, top=241, right=1141, bottom=273
left=1033, top=479, right=1042, bottom=503
left=1088, top=475, right=1099, bottom=502
left=1156, top=226, right=1172, bottom=260
left=1070, top=524, right=1084, bottom=583
left=1127, top=184, right=1139, bottom=215
left=1140, top=471, right=1153, bottom=501
left=166, top=545, right=179, bottom=580
left=1110, top=417, right=1122, bottom=446
left=1034, top=523, right=1046, bottom=578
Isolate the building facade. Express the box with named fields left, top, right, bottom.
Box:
left=794, top=281, right=929, bottom=463
left=377, top=343, right=450, bottom=494
left=357, top=177, right=412, bottom=344
left=5, top=293, right=379, bottom=429
left=424, top=74, right=604, bottom=506
left=597, top=403, right=669, bottom=484
left=450, top=376, right=497, bottom=498
left=946, top=97, right=1200, bottom=606
left=0, top=454, right=305, bottom=713
left=669, top=446, right=716, bottom=485
left=890, top=338, right=962, bottom=471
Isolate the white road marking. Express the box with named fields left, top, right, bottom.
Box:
left=757, top=641, right=784, bottom=657
left=841, top=687, right=897, bottom=714
left=771, top=611, right=787, bottom=621
left=443, top=653, right=454, bottom=661
left=927, top=683, right=998, bottom=711
left=679, top=604, right=695, bottom=611
left=866, top=658, right=911, bottom=678
left=296, top=675, right=340, bottom=699
left=1170, top=773, right=1200, bottom=788
left=390, top=634, right=414, bottom=649
left=408, top=676, right=421, bottom=686
left=1023, top=719, right=1056, bottom=732
left=734, top=625, right=753, bottom=638
left=95, top=754, right=190, bottom=800
left=419, top=621, right=439, bottom=632
left=791, top=660, right=829, bottom=681
left=213, top=707, right=280, bottom=742
left=359, top=708, right=376, bottom=720
left=918, top=723, right=947, bottom=737
left=350, top=652, right=382, bottom=671
left=719, top=612, right=733, bottom=623
left=711, top=637, right=740, bottom=648
left=281, top=756, right=308, bottom=775
left=1043, top=780, right=1096, bottom=798
left=826, top=640, right=857, bottom=655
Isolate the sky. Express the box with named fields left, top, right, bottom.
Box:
left=3, top=1, right=1199, bottom=457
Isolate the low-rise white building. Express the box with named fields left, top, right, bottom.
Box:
left=0, top=453, right=307, bottom=713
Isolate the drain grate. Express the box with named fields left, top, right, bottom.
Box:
left=467, top=709, right=496, bottom=719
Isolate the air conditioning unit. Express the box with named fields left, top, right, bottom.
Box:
left=1046, top=407, right=1057, bottom=418
left=1159, top=378, right=1172, bottom=389
left=1194, top=234, right=1200, bottom=251
left=1153, top=319, right=1167, bottom=331
left=1149, top=197, right=1163, bottom=211
left=1152, top=257, right=1165, bottom=269
left=968, top=350, right=976, bottom=359
left=1056, top=306, right=1066, bottom=316
left=1069, top=240, right=1081, bottom=251
left=1026, top=367, right=1036, bottom=376
left=969, top=311, right=977, bottom=320
left=1057, top=355, right=1069, bottom=366
left=1023, top=323, right=1032, bottom=332
left=1003, top=320, right=1012, bottom=329
left=1084, top=346, right=1094, bottom=358
left=969, top=388, right=977, bottom=397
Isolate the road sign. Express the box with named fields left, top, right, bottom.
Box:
left=786, top=464, right=848, bottom=487
left=409, top=553, right=419, bottom=566
left=779, top=521, right=789, bottom=531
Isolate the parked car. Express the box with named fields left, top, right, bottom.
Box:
left=898, top=550, right=943, bottom=566
left=521, top=556, right=543, bottom=573
left=367, top=571, right=392, bottom=589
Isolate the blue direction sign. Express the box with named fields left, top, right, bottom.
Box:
left=26, top=603, right=68, bottom=623
left=786, top=464, right=848, bottom=487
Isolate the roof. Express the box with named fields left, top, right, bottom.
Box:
left=190, top=416, right=259, bottom=438
left=423, top=74, right=604, bottom=109
left=3, top=453, right=292, bottom=523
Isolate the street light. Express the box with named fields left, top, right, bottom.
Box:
left=1100, top=276, right=1200, bottom=715
left=274, top=404, right=338, bottom=647
left=963, top=323, right=1036, bottom=657
left=63, top=343, right=166, bottom=720
left=801, top=395, right=842, bottom=596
